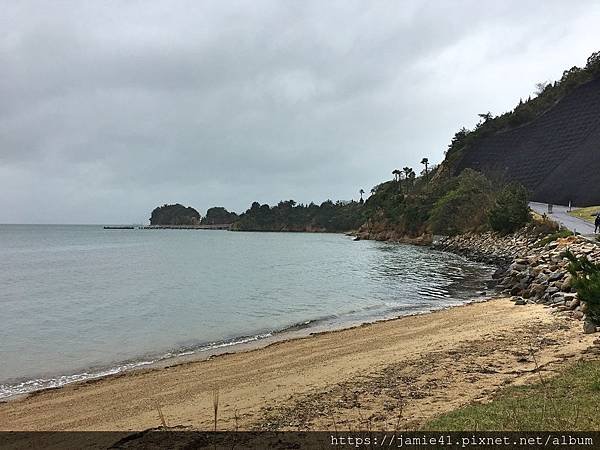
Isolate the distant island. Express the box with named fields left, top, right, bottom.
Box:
left=201, top=207, right=238, bottom=225
left=150, top=204, right=201, bottom=226
left=148, top=204, right=238, bottom=228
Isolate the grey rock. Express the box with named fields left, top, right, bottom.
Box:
left=536, top=274, right=549, bottom=284
left=548, top=271, right=564, bottom=282
left=492, top=267, right=507, bottom=279
left=569, top=298, right=580, bottom=310
left=561, top=275, right=573, bottom=291
left=546, top=286, right=560, bottom=296
left=530, top=284, right=546, bottom=298
left=510, top=286, right=523, bottom=296
left=583, top=320, right=597, bottom=334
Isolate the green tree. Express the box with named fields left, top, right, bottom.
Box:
left=563, top=249, right=600, bottom=324
left=488, top=183, right=530, bottom=233
left=428, top=169, right=494, bottom=235
left=232, top=197, right=364, bottom=232
left=420, top=157, right=429, bottom=177
left=406, top=168, right=416, bottom=190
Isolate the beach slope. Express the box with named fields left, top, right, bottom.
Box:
left=0, top=299, right=594, bottom=432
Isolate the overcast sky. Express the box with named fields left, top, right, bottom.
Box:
left=2, top=1, right=600, bottom=224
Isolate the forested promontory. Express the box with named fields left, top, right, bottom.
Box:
left=149, top=204, right=201, bottom=226
left=201, top=207, right=238, bottom=225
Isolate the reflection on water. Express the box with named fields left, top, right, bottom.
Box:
left=367, top=241, right=492, bottom=300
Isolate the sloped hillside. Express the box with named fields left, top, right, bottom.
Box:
left=454, top=75, right=600, bottom=206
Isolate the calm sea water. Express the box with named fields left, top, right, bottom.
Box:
left=0, top=225, right=493, bottom=399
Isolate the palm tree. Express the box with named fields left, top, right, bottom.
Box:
left=420, top=157, right=429, bottom=177
left=403, top=167, right=416, bottom=192
left=392, top=169, right=401, bottom=182
left=359, top=188, right=365, bottom=203
left=407, top=168, right=416, bottom=187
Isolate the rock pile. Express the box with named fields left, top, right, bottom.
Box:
left=434, top=230, right=600, bottom=334
left=433, top=229, right=538, bottom=265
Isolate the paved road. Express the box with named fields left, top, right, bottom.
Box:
left=529, top=201, right=596, bottom=235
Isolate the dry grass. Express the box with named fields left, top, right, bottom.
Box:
left=569, top=206, right=600, bottom=224
left=154, top=400, right=168, bottom=428
left=424, top=359, right=600, bottom=431
left=212, top=388, right=219, bottom=432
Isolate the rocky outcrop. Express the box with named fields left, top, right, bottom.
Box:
left=353, top=219, right=432, bottom=245
left=434, top=231, right=600, bottom=333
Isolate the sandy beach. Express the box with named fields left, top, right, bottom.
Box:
left=0, top=298, right=595, bottom=434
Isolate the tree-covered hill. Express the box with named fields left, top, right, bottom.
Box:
left=232, top=200, right=364, bottom=232
left=149, top=204, right=201, bottom=226
left=201, top=207, right=238, bottom=225
left=358, top=166, right=529, bottom=240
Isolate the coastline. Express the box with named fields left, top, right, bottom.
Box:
left=0, top=297, right=595, bottom=433
left=0, top=291, right=491, bottom=403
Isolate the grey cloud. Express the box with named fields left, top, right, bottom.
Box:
left=1, top=0, right=600, bottom=223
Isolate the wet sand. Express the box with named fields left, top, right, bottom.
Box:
left=0, top=298, right=595, bottom=434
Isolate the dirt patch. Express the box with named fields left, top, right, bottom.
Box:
left=253, top=319, right=586, bottom=430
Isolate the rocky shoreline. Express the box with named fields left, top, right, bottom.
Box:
left=433, top=228, right=600, bottom=334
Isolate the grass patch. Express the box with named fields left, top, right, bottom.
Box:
left=534, top=229, right=574, bottom=247
left=569, top=206, right=600, bottom=224
left=423, top=360, right=600, bottom=431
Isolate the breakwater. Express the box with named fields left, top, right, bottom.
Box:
left=434, top=229, right=600, bottom=333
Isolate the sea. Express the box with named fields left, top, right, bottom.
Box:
left=0, top=225, right=495, bottom=399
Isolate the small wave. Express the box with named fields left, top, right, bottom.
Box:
left=360, top=303, right=389, bottom=312
left=0, top=360, right=155, bottom=400
left=274, top=315, right=338, bottom=333
left=416, top=285, right=452, bottom=299
left=0, top=332, right=274, bottom=400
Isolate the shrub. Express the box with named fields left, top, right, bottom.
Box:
left=563, top=249, right=600, bottom=324
left=488, top=183, right=530, bottom=233
left=530, top=216, right=560, bottom=236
